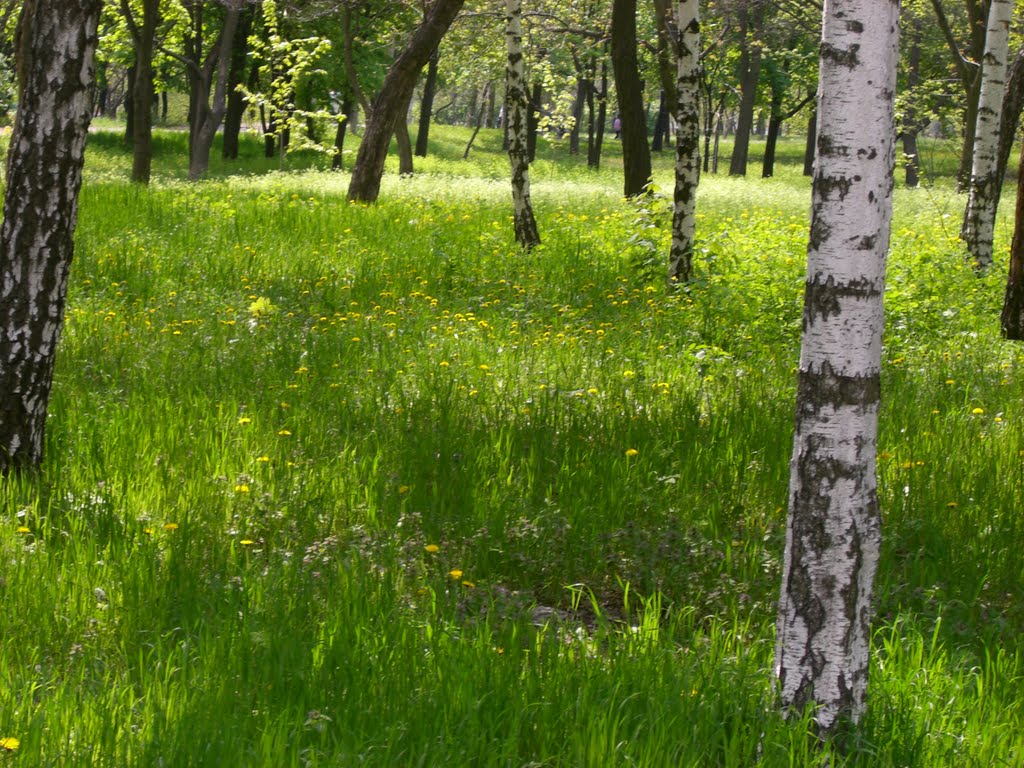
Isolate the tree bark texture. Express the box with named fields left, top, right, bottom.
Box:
left=0, top=0, right=101, bottom=472
left=505, top=0, right=540, bottom=249
left=415, top=46, right=440, bottom=158
left=347, top=0, right=465, bottom=203
left=803, top=108, right=817, bottom=177
left=669, top=0, right=700, bottom=284
left=587, top=54, right=608, bottom=169
left=961, top=0, right=1012, bottom=270
left=990, top=46, right=1024, bottom=223
left=729, top=0, right=763, bottom=177
left=611, top=0, right=652, bottom=196
left=775, top=0, right=899, bottom=734
left=1001, top=139, right=1024, bottom=338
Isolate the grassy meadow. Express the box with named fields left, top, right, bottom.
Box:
left=0, top=123, right=1022, bottom=765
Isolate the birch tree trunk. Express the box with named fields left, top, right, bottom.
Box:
left=668, top=0, right=700, bottom=285
left=774, top=0, right=899, bottom=734
left=961, top=0, right=1012, bottom=271
left=505, top=0, right=540, bottom=249
left=0, top=0, right=101, bottom=473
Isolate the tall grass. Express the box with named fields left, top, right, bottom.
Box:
left=0, top=124, right=1020, bottom=765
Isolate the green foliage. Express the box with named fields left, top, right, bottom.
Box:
left=0, top=127, right=1021, bottom=765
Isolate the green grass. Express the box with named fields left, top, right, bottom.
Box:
left=0, top=123, right=1021, bottom=765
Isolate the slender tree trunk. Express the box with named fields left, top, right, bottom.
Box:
left=188, top=3, right=242, bottom=180
left=611, top=0, right=653, bottom=196
left=347, top=0, right=465, bottom=203
left=464, top=82, right=491, bottom=159
left=775, top=0, right=899, bottom=735
left=332, top=92, right=354, bottom=170
left=527, top=80, right=541, bottom=162
left=961, top=0, right=1012, bottom=271
left=1001, top=139, right=1024, bottom=338
left=803, top=107, right=816, bottom=176
left=124, top=63, right=136, bottom=145
left=991, top=47, right=1024, bottom=217
left=902, top=15, right=923, bottom=187
left=569, top=75, right=586, bottom=155
left=415, top=46, right=440, bottom=157
left=729, top=1, right=763, bottom=177
left=0, top=0, right=101, bottom=473
left=505, top=0, right=540, bottom=248
left=394, top=90, right=415, bottom=176
left=668, top=0, right=700, bottom=285
left=588, top=54, right=608, bottom=168
left=652, top=90, right=669, bottom=152
left=222, top=5, right=253, bottom=161
left=121, top=0, right=160, bottom=182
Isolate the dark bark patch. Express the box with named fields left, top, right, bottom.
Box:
left=796, top=359, right=881, bottom=413
left=821, top=42, right=860, bottom=69
left=802, top=275, right=882, bottom=325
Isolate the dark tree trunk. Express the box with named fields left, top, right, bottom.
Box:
left=348, top=0, right=465, bottom=203
left=0, top=0, right=101, bottom=473
left=415, top=46, right=440, bottom=157
left=568, top=75, right=586, bottom=155
left=486, top=84, right=496, bottom=127
left=729, top=1, right=763, bottom=177
left=762, top=114, right=781, bottom=178
left=611, top=0, right=652, bottom=196
left=803, top=108, right=816, bottom=176
left=463, top=82, right=490, bottom=159
left=395, top=91, right=414, bottom=176
left=527, top=80, right=541, bottom=162
left=652, top=90, right=669, bottom=152
left=332, top=92, right=354, bottom=170
left=588, top=54, right=608, bottom=169
left=121, top=0, right=160, bottom=182
left=124, top=63, right=136, bottom=145
left=188, top=4, right=241, bottom=180
left=161, top=89, right=168, bottom=120
left=991, top=47, right=1024, bottom=213
left=222, top=5, right=253, bottom=161
left=1002, top=140, right=1024, bottom=339
left=901, top=15, right=923, bottom=187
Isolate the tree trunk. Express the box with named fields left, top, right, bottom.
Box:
left=803, top=108, right=816, bottom=176
left=961, top=0, right=1012, bottom=271
left=121, top=0, right=160, bottom=182
left=1001, top=139, right=1024, bottom=338
left=347, top=0, right=465, bottom=203
left=901, top=15, right=923, bottom=188
left=463, top=82, right=491, bottom=159
left=652, top=90, right=669, bottom=152
left=990, top=46, right=1024, bottom=219
left=668, top=0, right=700, bottom=285
left=0, top=0, right=101, bottom=473
left=124, top=63, right=136, bottom=145
left=729, top=1, right=763, bottom=177
left=504, top=0, right=540, bottom=249
left=588, top=54, right=608, bottom=169
left=527, top=80, right=541, bottom=163
left=415, top=46, right=440, bottom=157
left=188, top=2, right=243, bottom=180
left=222, top=5, right=253, bottom=161
left=611, top=0, right=653, bottom=196
left=332, top=92, right=354, bottom=171
left=394, top=90, right=415, bottom=176
left=569, top=75, right=586, bottom=155
left=775, top=0, right=898, bottom=735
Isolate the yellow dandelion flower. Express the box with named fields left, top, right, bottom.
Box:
left=0, top=737, right=20, bottom=751
left=439, top=361, right=450, bottom=367
left=424, top=544, right=440, bottom=553
left=144, top=527, right=153, bottom=535
left=587, top=388, right=599, bottom=395
left=449, top=569, right=463, bottom=580
left=398, top=485, right=410, bottom=494
left=16, top=526, right=30, bottom=534
left=234, top=484, right=250, bottom=494
left=256, top=455, right=270, bottom=463
left=625, top=448, right=639, bottom=457
left=971, top=407, right=985, bottom=415
left=479, top=364, right=490, bottom=371
left=163, top=523, right=179, bottom=531
left=278, top=429, right=292, bottom=436
left=240, top=539, right=255, bottom=546
left=238, top=416, right=252, bottom=425
left=462, top=581, right=476, bottom=588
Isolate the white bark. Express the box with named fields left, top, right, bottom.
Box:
left=668, top=0, right=700, bottom=284
left=962, top=0, right=1013, bottom=270
left=774, top=0, right=899, bottom=733
left=505, top=0, right=539, bottom=248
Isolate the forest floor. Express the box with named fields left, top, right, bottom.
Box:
left=0, top=124, right=1020, bottom=766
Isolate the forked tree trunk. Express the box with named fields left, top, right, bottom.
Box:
left=505, top=0, right=540, bottom=248
left=0, top=0, right=101, bottom=473
left=611, top=0, right=652, bottom=196
left=1001, top=140, right=1024, bottom=338
left=347, top=0, right=464, bottom=202
left=775, top=0, right=899, bottom=735
left=668, top=0, right=700, bottom=285
left=961, top=0, right=1013, bottom=270
left=188, top=3, right=242, bottom=180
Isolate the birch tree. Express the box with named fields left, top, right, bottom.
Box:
left=960, top=0, right=1013, bottom=271
left=774, top=0, right=899, bottom=734
left=504, top=0, right=540, bottom=248
left=668, top=0, right=700, bottom=284
left=0, top=0, right=102, bottom=472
